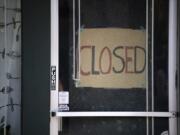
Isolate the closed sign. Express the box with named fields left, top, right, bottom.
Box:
left=78, top=28, right=146, bottom=89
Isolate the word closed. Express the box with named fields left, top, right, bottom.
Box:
left=81, top=45, right=146, bottom=76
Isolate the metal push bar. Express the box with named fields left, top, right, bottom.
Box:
left=52, top=111, right=176, bottom=118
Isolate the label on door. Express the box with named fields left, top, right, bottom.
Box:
left=59, top=91, right=69, bottom=104
left=51, top=66, right=56, bottom=90
left=59, top=92, right=69, bottom=111
left=78, top=28, right=146, bottom=89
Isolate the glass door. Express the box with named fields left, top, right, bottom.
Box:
left=50, top=0, right=178, bottom=135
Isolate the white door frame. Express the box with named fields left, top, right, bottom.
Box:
left=50, top=0, right=59, bottom=135
left=168, top=0, right=178, bottom=135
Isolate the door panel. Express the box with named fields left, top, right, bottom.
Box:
left=57, top=0, right=171, bottom=135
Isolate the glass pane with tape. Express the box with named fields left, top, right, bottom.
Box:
left=59, top=0, right=148, bottom=112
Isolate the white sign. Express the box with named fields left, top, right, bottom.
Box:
left=58, top=92, right=69, bottom=104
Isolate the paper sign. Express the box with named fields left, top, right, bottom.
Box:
left=59, top=92, right=69, bottom=104
left=78, top=28, right=146, bottom=89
